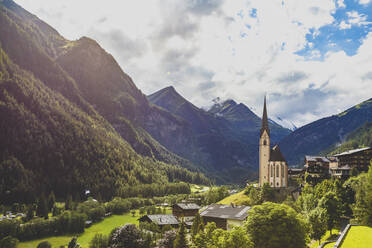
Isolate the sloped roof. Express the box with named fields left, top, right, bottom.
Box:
left=174, top=203, right=201, bottom=210
left=139, top=215, right=179, bottom=225
left=334, top=147, right=371, bottom=157
left=330, top=164, right=352, bottom=170
left=305, top=156, right=330, bottom=163
left=200, top=204, right=250, bottom=221
left=269, top=145, right=286, bottom=162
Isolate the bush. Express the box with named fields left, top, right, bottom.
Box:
left=157, top=230, right=176, bottom=248
left=0, top=219, right=20, bottom=240
left=89, top=207, right=105, bottom=222
left=109, top=224, right=146, bottom=248
left=0, top=236, right=19, bottom=248
left=105, top=198, right=132, bottom=214
left=37, top=241, right=52, bottom=248
left=58, top=211, right=86, bottom=234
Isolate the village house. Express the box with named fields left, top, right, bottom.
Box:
left=328, top=156, right=339, bottom=169
left=288, top=167, right=304, bottom=178
left=172, top=203, right=201, bottom=218
left=138, top=203, right=201, bottom=229
left=299, top=147, right=372, bottom=183
left=333, top=147, right=372, bottom=172
left=303, top=156, right=330, bottom=183
left=330, top=164, right=352, bottom=179
left=200, top=204, right=250, bottom=230
left=138, top=214, right=179, bottom=228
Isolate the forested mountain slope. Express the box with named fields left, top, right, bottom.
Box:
left=0, top=0, right=209, bottom=204
left=279, top=98, right=372, bottom=165
left=330, top=121, right=372, bottom=155
left=148, top=87, right=292, bottom=183
left=148, top=86, right=258, bottom=183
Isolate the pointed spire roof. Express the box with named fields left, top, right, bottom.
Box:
left=260, top=95, right=270, bottom=136
left=269, top=145, right=286, bottom=162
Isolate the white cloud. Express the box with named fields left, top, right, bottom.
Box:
left=339, top=20, right=351, bottom=29
left=337, top=0, right=346, bottom=8
left=359, top=0, right=371, bottom=5
left=346, top=11, right=367, bottom=25
left=13, top=0, right=372, bottom=127
left=339, top=11, right=371, bottom=30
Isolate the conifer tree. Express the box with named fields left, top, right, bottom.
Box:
left=74, top=192, right=81, bottom=203
left=52, top=206, right=59, bottom=217
left=174, top=221, right=188, bottom=248
left=65, top=194, right=73, bottom=210
left=48, top=191, right=56, bottom=211
left=68, top=237, right=80, bottom=248
left=96, top=192, right=103, bottom=203
left=191, top=213, right=201, bottom=238
left=36, top=193, right=49, bottom=219
left=26, top=205, right=34, bottom=221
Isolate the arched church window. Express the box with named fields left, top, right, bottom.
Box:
left=263, top=139, right=267, bottom=145
left=271, top=165, right=274, bottom=177
left=281, top=164, right=284, bottom=176
left=276, top=165, right=279, bottom=177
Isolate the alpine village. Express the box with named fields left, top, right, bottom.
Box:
left=1, top=1, right=372, bottom=248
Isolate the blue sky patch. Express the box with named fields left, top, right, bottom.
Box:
left=296, top=0, right=372, bottom=60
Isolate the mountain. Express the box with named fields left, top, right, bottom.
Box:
left=54, top=36, right=199, bottom=170
left=279, top=98, right=372, bottom=165
left=208, top=98, right=292, bottom=145
left=0, top=0, right=209, bottom=203
left=148, top=87, right=292, bottom=183
left=270, top=116, right=297, bottom=131
left=330, top=121, right=372, bottom=155
left=148, top=86, right=258, bottom=183
left=1, top=0, right=203, bottom=170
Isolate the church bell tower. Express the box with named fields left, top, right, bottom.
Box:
left=259, top=96, right=270, bottom=186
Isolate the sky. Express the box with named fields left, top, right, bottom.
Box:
left=14, top=0, right=372, bottom=128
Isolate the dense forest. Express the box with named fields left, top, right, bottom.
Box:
left=330, top=121, right=372, bottom=155
left=0, top=0, right=209, bottom=204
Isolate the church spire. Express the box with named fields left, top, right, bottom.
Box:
left=260, top=95, right=270, bottom=136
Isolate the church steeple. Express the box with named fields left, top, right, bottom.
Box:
left=260, top=95, right=270, bottom=136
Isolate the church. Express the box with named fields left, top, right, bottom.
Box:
left=259, top=97, right=288, bottom=188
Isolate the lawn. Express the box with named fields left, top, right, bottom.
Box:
left=340, top=226, right=372, bottom=248
left=309, top=229, right=339, bottom=248
left=218, top=190, right=250, bottom=205
left=19, top=210, right=141, bottom=248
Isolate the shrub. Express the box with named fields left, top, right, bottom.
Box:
left=37, top=241, right=52, bottom=248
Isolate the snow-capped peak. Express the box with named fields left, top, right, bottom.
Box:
left=269, top=116, right=297, bottom=131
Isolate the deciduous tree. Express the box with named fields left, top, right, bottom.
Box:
left=109, top=224, right=146, bottom=248
left=307, top=207, right=328, bottom=245
left=245, top=202, right=307, bottom=248
left=318, top=192, right=341, bottom=235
